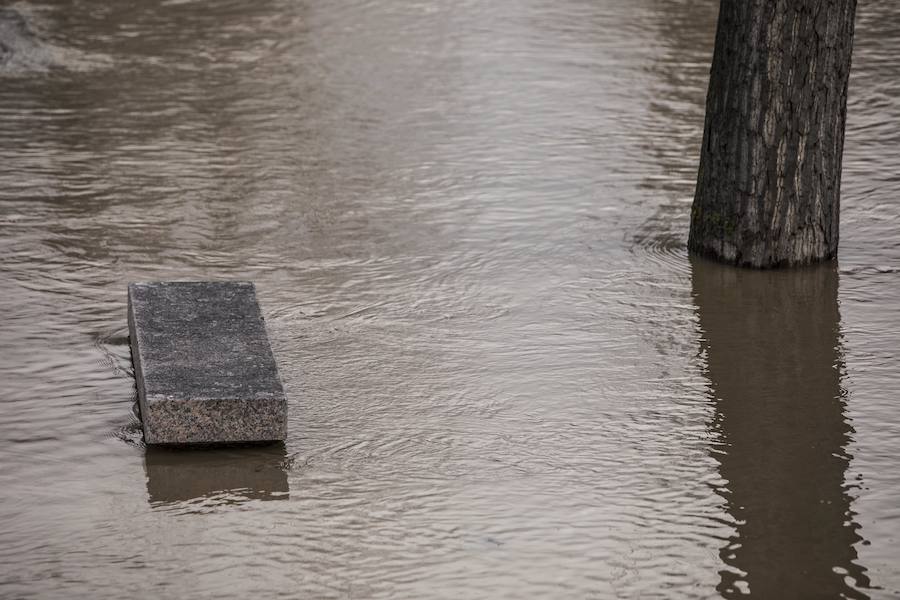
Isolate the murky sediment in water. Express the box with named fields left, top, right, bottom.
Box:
left=1, top=1, right=899, bottom=597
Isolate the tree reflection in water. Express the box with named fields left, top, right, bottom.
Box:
left=692, top=258, right=871, bottom=598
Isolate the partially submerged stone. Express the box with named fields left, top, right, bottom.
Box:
left=128, top=281, right=287, bottom=445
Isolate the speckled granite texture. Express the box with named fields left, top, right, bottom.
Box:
left=128, top=281, right=287, bottom=445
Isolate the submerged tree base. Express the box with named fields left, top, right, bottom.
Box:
left=688, top=230, right=839, bottom=269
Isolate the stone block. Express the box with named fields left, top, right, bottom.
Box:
left=128, top=281, right=287, bottom=445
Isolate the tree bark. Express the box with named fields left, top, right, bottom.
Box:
left=689, top=0, right=857, bottom=268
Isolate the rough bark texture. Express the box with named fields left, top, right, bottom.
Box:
left=689, top=0, right=857, bottom=267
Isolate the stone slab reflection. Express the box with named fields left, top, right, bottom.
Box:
left=145, top=443, right=289, bottom=507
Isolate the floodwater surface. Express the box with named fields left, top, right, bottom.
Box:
left=2, top=0, right=900, bottom=598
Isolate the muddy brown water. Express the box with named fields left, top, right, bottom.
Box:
left=1, top=1, right=899, bottom=598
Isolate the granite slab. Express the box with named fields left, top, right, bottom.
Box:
left=128, top=281, right=287, bottom=445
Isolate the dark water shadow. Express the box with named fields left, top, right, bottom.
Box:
left=144, top=443, right=289, bottom=509
left=691, top=258, right=871, bottom=598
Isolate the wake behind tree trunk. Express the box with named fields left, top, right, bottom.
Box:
left=689, top=0, right=857, bottom=268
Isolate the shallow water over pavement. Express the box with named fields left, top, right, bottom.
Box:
left=2, top=1, right=900, bottom=597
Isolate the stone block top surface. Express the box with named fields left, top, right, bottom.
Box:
left=129, top=281, right=284, bottom=402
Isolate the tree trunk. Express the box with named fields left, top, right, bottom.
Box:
left=689, top=0, right=857, bottom=268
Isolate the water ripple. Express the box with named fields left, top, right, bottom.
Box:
left=1, top=0, right=899, bottom=598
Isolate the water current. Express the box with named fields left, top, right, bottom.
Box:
left=1, top=0, right=899, bottom=597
